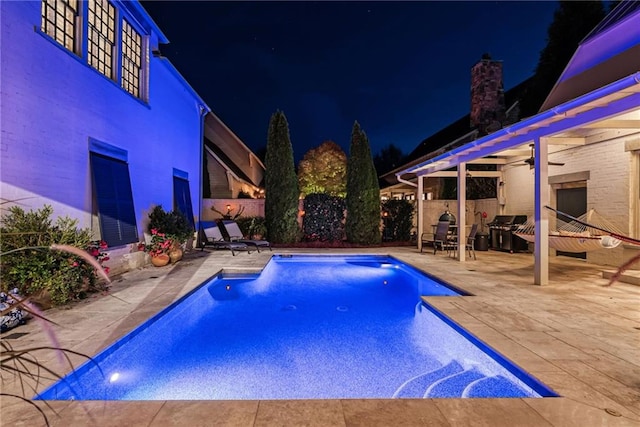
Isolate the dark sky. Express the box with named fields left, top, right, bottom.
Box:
left=141, top=1, right=559, bottom=162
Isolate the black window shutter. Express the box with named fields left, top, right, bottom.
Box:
left=173, top=176, right=195, bottom=229
left=90, top=153, right=139, bottom=246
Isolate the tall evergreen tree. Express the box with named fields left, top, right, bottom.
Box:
left=264, top=110, right=299, bottom=244
left=520, top=1, right=605, bottom=117
left=345, top=121, right=381, bottom=245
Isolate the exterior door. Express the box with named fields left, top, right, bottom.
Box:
left=557, top=187, right=587, bottom=259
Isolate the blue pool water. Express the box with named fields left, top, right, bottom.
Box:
left=36, top=254, right=557, bottom=400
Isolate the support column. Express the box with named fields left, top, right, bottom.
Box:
left=534, top=138, right=549, bottom=285
left=417, top=175, right=424, bottom=251
left=457, top=162, right=466, bottom=261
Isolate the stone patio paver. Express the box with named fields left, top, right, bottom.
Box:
left=2, top=247, right=639, bottom=426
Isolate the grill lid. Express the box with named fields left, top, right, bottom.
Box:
left=488, top=215, right=515, bottom=225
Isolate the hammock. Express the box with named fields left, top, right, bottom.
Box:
left=513, top=208, right=624, bottom=253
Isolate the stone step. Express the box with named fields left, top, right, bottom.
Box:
left=423, top=368, right=485, bottom=398
left=602, top=269, right=640, bottom=286
left=392, top=361, right=464, bottom=398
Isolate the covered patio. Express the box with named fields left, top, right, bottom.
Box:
left=395, top=71, right=640, bottom=285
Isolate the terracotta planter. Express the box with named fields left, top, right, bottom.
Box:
left=169, top=247, right=183, bottom=263
left=151, top=253, right=170, bottom=267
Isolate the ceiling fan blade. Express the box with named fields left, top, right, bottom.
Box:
left=549, top=161, right=565, bottom=166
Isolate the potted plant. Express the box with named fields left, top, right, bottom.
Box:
left=146, top=206, right=194, bottom=262
left=138, top=229, right=173, bottom=266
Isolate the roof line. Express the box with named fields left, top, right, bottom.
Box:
left=399, top=71, right=640, bottom=177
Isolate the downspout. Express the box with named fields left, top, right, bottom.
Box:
left=198, top=105, right=208, bottom=248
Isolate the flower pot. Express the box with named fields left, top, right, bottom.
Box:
left=169, top=247, right=183, bottom=263
left=151, top=253, right=170, bottom=267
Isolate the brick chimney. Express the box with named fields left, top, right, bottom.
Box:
left=470, top=53, right=505, bottom=135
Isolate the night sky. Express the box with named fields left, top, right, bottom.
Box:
left=141, top=1, right=559, bottom=162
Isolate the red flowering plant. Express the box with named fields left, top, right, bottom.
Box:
left=87, top=240, right=110, bottom=275
left=137, top=228, right=173, bottom=257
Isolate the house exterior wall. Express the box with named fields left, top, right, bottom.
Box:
left=0, top=1, right=205, bottom=274
left=503, top=133, right=639, bottom=267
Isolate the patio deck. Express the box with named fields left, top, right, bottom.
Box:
left=2, top=247, right=639, bottom=426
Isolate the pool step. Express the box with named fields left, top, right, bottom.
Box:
left=392, top=361, right=463, bottom=398
left=423, top=368, right=485, bottom=398
left=462, top=375, right=530, bottom=398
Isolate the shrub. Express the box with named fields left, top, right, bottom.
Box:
left=0, top=205, right=109, bottom=306
left=382, top=199, right=415, bottom=241
left=147, top=205, right=193, bottom=244
left=235, top=216, right=267, bottom=239
left=303, top=194, right=346, bottom=241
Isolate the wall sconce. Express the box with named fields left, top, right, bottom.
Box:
left=226, top=204, right=232, bottom=215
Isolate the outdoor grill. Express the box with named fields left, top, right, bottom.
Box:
left=488, top=215, right=528, bottom=253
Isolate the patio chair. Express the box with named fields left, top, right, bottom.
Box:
left=200, top=223, right=251, bottom=256
left=421, top=221, right=453, bottom=255
left=217, top=219, right=272, bottom=252
left=450, top=223, right=478, bottom=260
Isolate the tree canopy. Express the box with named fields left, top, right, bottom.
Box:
left=519, top=1, right=606, bottom=117
left=297, top=140, right=347, bottom=198
left=373, top=143, right=406, bottom=176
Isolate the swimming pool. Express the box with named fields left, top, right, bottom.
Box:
left=36, top=254, right=557, bottom=400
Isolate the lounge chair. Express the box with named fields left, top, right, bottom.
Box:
left=200, top=223, right=251, bottom=256
left=217, top=220, right=272, bottom=252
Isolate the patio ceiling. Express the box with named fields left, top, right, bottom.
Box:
left=398, top=72, right=640, bottom=179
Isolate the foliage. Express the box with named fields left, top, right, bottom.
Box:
left=137, top=229, right=173, bottom=257
left=345, top=121, right=381, bottom=245
left=302, top=193, right=346, bottom=242
left=373, top=143, right=406, bottom=176
left=519, top=1, right=605, bottom=116
left=264, top=110, right=300, bottom=244
left=147, top=205, right=193, bottom=244
left=235, top=216, right=267, bottom=239
left=297, top=140, right=347, bottom=198
left=381, top=199, right=415, bottom=241
left=0, top=205, right=109, bottom=306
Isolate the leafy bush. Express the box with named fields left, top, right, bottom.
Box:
left=0, top=205, right=108, bottom=306
left=147, top=205, right=194, bottom=244
left=303, top=194, right=346, bottom=242
left=382, top=199, right=415, bottom=241
left=235, top=216, right=267, bottom=239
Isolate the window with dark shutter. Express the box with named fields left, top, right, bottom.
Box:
left=90, top=152, right=138, bottom=246
left=173, top=176, right=195, bottom=230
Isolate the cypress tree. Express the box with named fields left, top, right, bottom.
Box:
left=345, top=121, right=381, bottom=245
left=264, top=110, right=300, bottom=244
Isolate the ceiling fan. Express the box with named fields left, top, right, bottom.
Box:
left=523, top=144, right=565, bottom=169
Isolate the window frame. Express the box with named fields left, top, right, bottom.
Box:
left=40, top=0, right=79, bottom=54
left=87, top=0, right=117, bottom=80
left=173, top=172, right=196, bottom=230
left=89, top=149, right=139, bottom=247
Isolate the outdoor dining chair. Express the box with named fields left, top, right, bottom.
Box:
left=421, top=220, right=453, bottom=255
left=450, top=223, right=479, bottom=260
